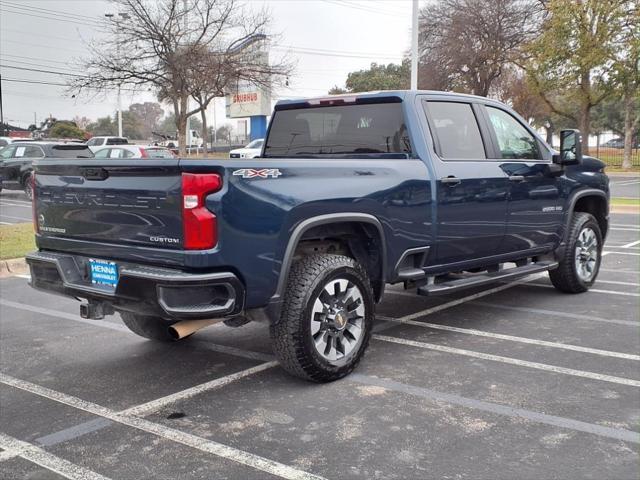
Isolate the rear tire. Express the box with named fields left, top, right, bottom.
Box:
left=120, top=312, right=177, bottom=341
left=549, top=212, right=602, bottom=293
left=23, top=177, right=33, bottom=200
left=270, top=254, right=374, bottom=383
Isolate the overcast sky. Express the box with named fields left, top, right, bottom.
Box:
left=0, top=0, right=413, bottom=130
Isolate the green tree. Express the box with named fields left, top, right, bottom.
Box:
left=129, top=102, right=164, bottom=140
left=525, top=0, right=632, bottom=153
left=86, top=116, right=116, bottom=136
left=50, top=121, right=85, bottom=139
left=330, top=62, right=410, bottom=94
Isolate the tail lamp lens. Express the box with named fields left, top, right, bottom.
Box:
left=182, top=173, right=221, bottom=250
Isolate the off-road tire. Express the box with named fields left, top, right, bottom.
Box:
left=120, top=312, right=178, bottom=341
left=549, top=212, right=602, bottom=293
left=270, top=254, right=374, bottom=383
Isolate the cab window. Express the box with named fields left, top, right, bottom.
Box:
left=23, top=146, right=45, bottom=158
left=424, top=101, right=486, bottom=160
left=0, top=146, right=16, bottom=159
left=94, top=149, right=110, bottom=158
left=486, top=107, right=540, bottom=160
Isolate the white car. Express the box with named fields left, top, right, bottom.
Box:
left=229, top=139, right=264, bottom=159
left=93, top=145, right=176, bottom=159
left=86, top=136, right=129, bottom=152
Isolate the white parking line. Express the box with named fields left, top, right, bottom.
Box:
left=0, top=202, right=31, bottom=208
left=595, top=279, right=640, bottom=287
left=610, top=228, right=640, bottom=232
left=0, top=374, right=326, bottom=480
left=603, top=250, right=640, bottom=256
left=529, top=283, right=640, bottom=297
left=470, top=301, right=639, bottom=327
left=373, top=335, right=640, bottom=387
left=0, top=433, right=111, bottom=479
left=122, top=361, right=279, bottom=417
left=350, top=374, right=640, bottom=444
left=376, top=315, right=639, bottom=360
left=621, top=240, right=640, bottom=249
left=611, top=223, right=640, bottom=228
left=0, top=214, right=31, bottom=221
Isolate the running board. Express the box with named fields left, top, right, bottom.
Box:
left=417, top=261, right=558, bottom=296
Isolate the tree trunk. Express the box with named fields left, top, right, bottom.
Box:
left=578, top=101, right=591, bottom=155
left=622, top=89, right=634, bottom=170
left=176, top=96, right=188, bottom=157
left=200, top=108, right=208, bottom=154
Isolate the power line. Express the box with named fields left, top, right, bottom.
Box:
left=0, top=53, right=75, bottom=67
left=0, top=64, right=88, bottom=78
left=319, top=0, right=407, bottom=18
left=0, top=1, right=106, bottom=27
left=1, top=78, right=68, bottom=87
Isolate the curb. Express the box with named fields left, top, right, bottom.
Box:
left=0, top=257, right=29, bottom=278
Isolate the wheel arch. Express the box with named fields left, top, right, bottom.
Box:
left=566, top=189, right=609, bottom=241
left=268, top=213, right=387, bottom=321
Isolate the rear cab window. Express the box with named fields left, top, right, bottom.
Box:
left=423, top=101, right=486, bottom=160
left=51, top=145, right=94, bottom=158
left=264, top=101, right=412, bottom=157
left=106, top=137, right=128, bottom=146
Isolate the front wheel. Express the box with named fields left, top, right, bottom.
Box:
left=271, top=254, right=374, bottom=382
left=549, top=212, right=602, bottom=293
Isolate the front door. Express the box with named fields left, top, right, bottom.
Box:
left=423, top=100, right=510, bottom=266
left=483, top=105, right=564, bottom=252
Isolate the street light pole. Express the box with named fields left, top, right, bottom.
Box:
left=105, top=12, right=127, bottom=138
left=411, top=0, right=419, bottom=90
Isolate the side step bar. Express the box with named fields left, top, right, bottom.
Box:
left=417, top=261, right=558, bottom=297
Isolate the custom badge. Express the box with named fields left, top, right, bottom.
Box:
left=232, top=168, right=282, bottom=179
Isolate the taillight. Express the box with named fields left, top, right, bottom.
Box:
left=139, top=147, right=148, bottom=158
left=182, top=173, right=222, bottom=250
left=31, top=172, right=38, bottom=233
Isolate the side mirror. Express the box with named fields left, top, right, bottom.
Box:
left=554, top=129, right=582, bottom=165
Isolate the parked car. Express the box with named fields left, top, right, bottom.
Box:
left=86, top=136, right=129, bottom=152
left=229, top=138, right=264, bottom=158
left=0, top=136, right=26, bottom=147
left=93, top=145, right=176, bottom=159
left=0, top=141, right=93, bottom=199
left=27, top=91, right=609, bottom=382
left=602, top=138, right=625, bottom=149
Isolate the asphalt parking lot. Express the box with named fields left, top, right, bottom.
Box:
left=1, top=210, right=639, bottom=479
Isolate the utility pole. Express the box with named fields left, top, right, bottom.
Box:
left=411, top=0, right=419, bottom=90
left=184, top=0, right=191, bottom=151
left=0, top=74, right=4, bottom=136
left=105, top=12, right=128, bottom=138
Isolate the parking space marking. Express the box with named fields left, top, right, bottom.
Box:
left=600, top=267, right=640, bottom=274
left=0, top=374, right=327, bottom=480
left=0, top=221, right=10, bottom=225
left=622, top=240, right=640, bottom=248
left=594, top=279, right=640, bottom=287
left=470, top=301, right=639, bottom=327
left=603, top=250, right=640, bottom=256
left=528, top=283, right=640, bottom=297
left=36, top=419, right=114, bottom=448
left=349, top=375, right=640, bottom=444
left=373, top=335, right=640, bottom=387
left=0, top=214, right=31, bottom=221
left=0, top=433, right=111, bottom=479
left=122, top=361, right=279, bottom=417
left=0, top=202, right=31, bottom=208
left=376, top=316, right=640, bottom=360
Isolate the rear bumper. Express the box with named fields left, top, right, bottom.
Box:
left=26, top=251, right=245, bottom=320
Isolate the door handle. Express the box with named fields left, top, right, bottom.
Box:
left=441, top=176, right=461, bottom=186
left=508, top=175, right=525, bottom=182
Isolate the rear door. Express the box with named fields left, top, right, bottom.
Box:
left=422, top=99, right=510, bottom=266
left=482, top=105, right=563, bottom=252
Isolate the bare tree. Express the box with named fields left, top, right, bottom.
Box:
left=417, top=0, right=543, bottom=96
left=71, top=0, right=291, bottom=155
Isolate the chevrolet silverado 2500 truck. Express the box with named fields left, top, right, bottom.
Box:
left=27, top=91, right=609, bottom=382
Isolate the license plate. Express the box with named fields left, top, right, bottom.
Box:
left=89, top=259, right=119, bottom=287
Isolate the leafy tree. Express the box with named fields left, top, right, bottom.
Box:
left=50, top=121, right=86, bottom=139
left=525, top=0, right=632, bottom=153
left=86, top=116, right=116, bottom=136
left=129, top=102, right=164, bottom=140
left=215, top=123, right=233, bottom=142
left=418, top=0, right=542, bottom=95
left=330, top=62, right=410, bottom=94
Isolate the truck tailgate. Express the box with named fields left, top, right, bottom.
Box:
left=34, top=159, right=184, bottom=249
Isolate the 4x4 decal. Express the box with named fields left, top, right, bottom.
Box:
left=232, top=168, right=282, bottom=179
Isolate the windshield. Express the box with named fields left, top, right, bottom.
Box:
left=264, top=102, right=411, bottom=157
left=246, top=139, right=264, bottom=149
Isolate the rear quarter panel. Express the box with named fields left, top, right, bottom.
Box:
left=181, top=158, right=433, bottom=308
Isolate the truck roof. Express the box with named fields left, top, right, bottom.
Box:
left=274, top=90, right=492, bottom=109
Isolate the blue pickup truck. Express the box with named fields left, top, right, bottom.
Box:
left=27, top=91, right=609, bottom=382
